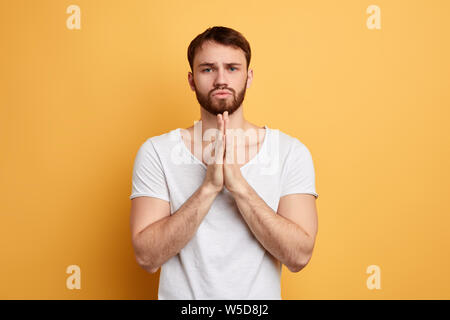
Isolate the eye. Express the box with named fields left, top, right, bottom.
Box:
left=229, top=67, right=236, bottom=71
left=202, top=68, right=211, bottom=72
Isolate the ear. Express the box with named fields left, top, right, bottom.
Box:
left=188, top=71, right=196, bottom=91
left=246, top=69, right=254, bottom=89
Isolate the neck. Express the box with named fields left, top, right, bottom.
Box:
left=198, top=106, right=250, bottom=136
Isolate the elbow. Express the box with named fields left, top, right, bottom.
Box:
left=288, top=237, right=316, bottom=273
left=145, top=265, right=160, bottom=274
left=135, top=253, right=159, bottom=274
left=144, top=260, right=160, bottom=274
left=288, top=253, right=312, bottom=273
left=287, top=262, right=306, bottom=273
left=132, top=237, right=159, bottom=274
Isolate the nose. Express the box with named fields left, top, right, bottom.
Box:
left=213, top=67, right=228, bottom=87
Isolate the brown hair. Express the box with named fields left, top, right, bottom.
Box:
left=187, top=26, right=251, bottom=72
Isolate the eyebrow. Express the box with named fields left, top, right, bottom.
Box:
left=197, top=62, right=242, bottom=68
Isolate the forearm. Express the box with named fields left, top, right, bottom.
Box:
left=231, top=183, right=314, bottom=272
left=134, top=184, right=219, bottom=273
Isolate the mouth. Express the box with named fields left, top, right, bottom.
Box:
left=213, top=90, right=232, bottom=97
left=214, top=93, right=230, bottom=98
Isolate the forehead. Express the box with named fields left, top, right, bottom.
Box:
left=194, top=41, right=246, bottom=66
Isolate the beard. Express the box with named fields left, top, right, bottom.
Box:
left=193, top=78, right=248, bottom=116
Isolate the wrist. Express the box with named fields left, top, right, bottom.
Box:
left=200, top=183, right=222, bottom=197
left=228, top=180, right=250, bottom=197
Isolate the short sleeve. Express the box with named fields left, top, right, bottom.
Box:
left=280, top=139, right=318, bottom=199
left=129, top=139, right=170, bottom=201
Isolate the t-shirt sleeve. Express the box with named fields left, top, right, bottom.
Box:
left=129, top=139, right=170, bottom=201
left=280, top=139, right=318, bottom=199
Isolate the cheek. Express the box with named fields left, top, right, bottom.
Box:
left=194, top=76, right=212, bottom=90
left=233, top=73, right=247, bottom=87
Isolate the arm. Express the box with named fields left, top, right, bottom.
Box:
left=131, top=183, right=220, bottom=273
left=131, top=114, right=226, bottom=274
left=230, top=183, right=318, bottom=273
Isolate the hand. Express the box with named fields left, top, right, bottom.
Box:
left=222, top=111, right=248, bottom=195
left=202, top=113, right=225, bottom=194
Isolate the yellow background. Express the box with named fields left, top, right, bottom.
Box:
left=1, top=0, right=449, bottom=299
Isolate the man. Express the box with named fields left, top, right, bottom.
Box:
left=129, top=26, right=319, bottom=300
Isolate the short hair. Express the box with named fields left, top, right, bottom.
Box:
left=187, top=26, right=251, bottom=72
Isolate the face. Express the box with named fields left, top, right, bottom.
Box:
left=188, top=41, right=253, bottom=116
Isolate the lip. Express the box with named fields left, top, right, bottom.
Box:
left=213, top=90, right=232, bottom=96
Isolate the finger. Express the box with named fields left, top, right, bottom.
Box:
left=222, top=112, right=227, bottom=157
left=217, top=114, right=223, bottom=135
left=223, top=113, right=232, bottom=161
left=213, top=130, right=224, bottom=164
left=217, top=114, right=222, bottom=131
left=224, top=111, right=229, bottom=126
left=215, top=114, right=222, bottom=141
left=223, top=111, right=228, bottom=135
left=224, top=112, right=230, bottom=144
left=214, top=115, right=224, bottom=164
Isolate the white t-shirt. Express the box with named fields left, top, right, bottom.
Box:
left=129, top=125, right=318, bottom=300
